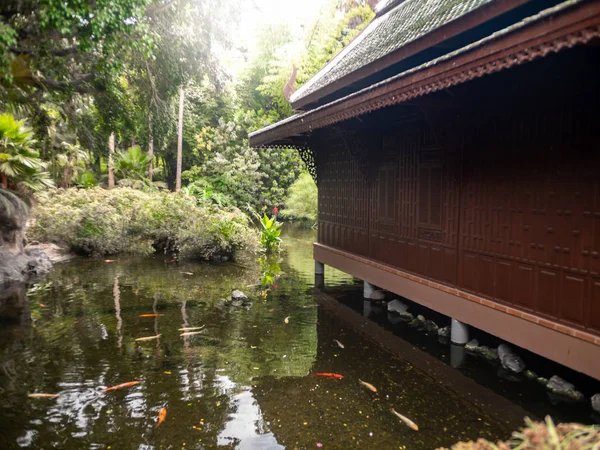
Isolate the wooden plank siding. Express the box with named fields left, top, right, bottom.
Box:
left=313, top=49, right=600, bottom=338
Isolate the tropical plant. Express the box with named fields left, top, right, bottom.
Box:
left=55, top=142, right=90, bottom=188
left=181, top=178, right=232, bottom=207
left=281, top=172, right=318, bottom=224
left=248, top=205, right=283, bottom=252
left=114, top=145, right=153, bottom=180
left=0, top=112, right=53, bottom=193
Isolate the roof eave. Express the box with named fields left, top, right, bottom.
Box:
left=290, top=0, right=533, bottom=111
left=251, top=0, right=600, bottom=148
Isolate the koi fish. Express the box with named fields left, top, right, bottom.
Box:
left=170, top=259, right=176, bottom=263
left=178, top=326, right=205, bottom=331
left=268, top=309, right=275, bottom=313
left=28, top=393, right=60, bottom=398
left=39, top=304, right=46, bottom=307
left=284, top=316, right=290, bottom=324
left=135, top=334, right=161, bottom=342
left=180, top=331, right=206, bottom=337
left=157, top=407, right=167, bottom=427
left=334, top=339, right=345, bottom=349
left=358, top=379, right=377, bottom=393
left=104, top=381, right=141, bottom=392
left=181, top=272, right=193, bottom=275
left=139, top=314, right=164, bottom=317
left=391, top=408, right=419, bottom=431
left=104, top=260, right=119, bottom=263
left=312, top=373, right=344, bottom=379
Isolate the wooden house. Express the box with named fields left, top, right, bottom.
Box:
left=250, top=0, right=600, bottom=379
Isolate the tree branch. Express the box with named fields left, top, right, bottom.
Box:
left=38, top=73, right=102, bottom=94
left=146, top=1, right=177, bottom=17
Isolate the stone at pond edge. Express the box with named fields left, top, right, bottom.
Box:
left=524, top=370, right=538, bottom=380
left=423, top=319, right=439, bottom=334
left=0, top=248, right=53, bottom=285
left=537, top=377, right=549, bottom=386
left=465, top=339, right=498, bottom=361
left=387, top=299, right=408, bottom=314
left=231, top=290, right=248, bottom=301
left=438, top=326, right=450, bottom=338
left=591, top=394, right=600, bottom=413
left=370, top=290, right=385, bottom=301
left=497, top=344, right=526, bottom=373
left=546, top=375, right=584, bottom=401
left=465, top=339, right=479, bottom=351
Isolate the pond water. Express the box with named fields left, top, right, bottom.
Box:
left=0, top=226, right=596, bottom=449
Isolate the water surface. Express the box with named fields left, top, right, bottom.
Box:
left=0, top=226, right=585, bottom=449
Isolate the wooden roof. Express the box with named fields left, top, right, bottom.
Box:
left=250, top=0, right=600, bottom=148
left=290, top=0, right=535, bottom=110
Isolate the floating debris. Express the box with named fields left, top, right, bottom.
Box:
left=358, top=379, right=377, bottom=393
left=157, top=408, right=167, bottom=427
left=312, top=373, right=344, bottom=380
left=284, top=316, right=290, bottom=324
left=334, top=339, right=345, bottom=349
left=390, top=408, right=418, bottom=430
left=104, top=381, right=140, bottom=392
left=135, top=334, right=161, bottom=342
left=139, top=314, right=164, bottom=318
left=28, top=393, right=60, bottom=399
left=178, top=326, right=205, bottom=332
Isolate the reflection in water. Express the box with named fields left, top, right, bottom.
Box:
left=0, top=225, right=536, bottom=449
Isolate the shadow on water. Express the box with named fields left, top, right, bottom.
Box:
left=0, top=223, right=596, bottom=449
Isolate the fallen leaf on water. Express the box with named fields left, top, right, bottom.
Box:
left=284, top=316, right=290, bottom=324
left=28, top=393, right=59, bottom=399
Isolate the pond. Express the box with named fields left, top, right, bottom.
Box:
left=0, top=225, right=595, bottom=449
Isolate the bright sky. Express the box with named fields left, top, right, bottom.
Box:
left=221, top=0, right=329, bottom=78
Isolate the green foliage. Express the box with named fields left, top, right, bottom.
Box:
left=114, top=145, right=153, bottom=180
left=281, top=173, right=318, bottom=223
left=0, top=112, right=53, bottom=193
left=29, top=187, right=259, bottom=260
left=77, top=171, right=98, bottom=188
left=259, top=213, right=283, bottom=253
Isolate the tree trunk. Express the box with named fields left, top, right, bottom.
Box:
left=148, top=120, right=154, bottom=181
left=1, top=172, right=7, bottom=189
left=176, top=86, right=184, bottom=192
left=62, top=167, right=70, bottom=188
left=108, top=132, right=115, bottom=189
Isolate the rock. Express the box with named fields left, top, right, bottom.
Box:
left=26, top=242, right=73, bottom=263
left=465, top=339, right=479, bottom=351
left=465, top=339, right=498, bottom=361
left=438, top=326, right=450, bottom=338
left=370, top=290, right=385, bottom=301
left=546, top=375, right=584, bottom=401
left=387, top=299, right=408, bottom=314
left=416, top=314, right=425, bottom=322
left=591, top=394, right=600, bottom=413
left=232, top=290, right=248, bottom=301
left=423, top=319, right=439, bottom=334
left=524, top=370, right=538, bottom=380
left=497, top=344, right=526, bottom=373
left=537, top=377, right=549, bottom=386
left=398, top=311, right=414, bottom=320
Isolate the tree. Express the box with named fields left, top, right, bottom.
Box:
left=176, top=86, right=184, bottom=191
left=114, top=145, right=153, bottom=180
left=0, top=112, right=53, bottom=193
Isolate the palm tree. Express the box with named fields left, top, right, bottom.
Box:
left=55, top=142, right=90, bottom=188
left=114, top=145, right=153, bottom=180
left=0, top=113, right=53, bottom=192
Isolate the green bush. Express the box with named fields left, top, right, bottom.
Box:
left=28, top=187, right=259, bottom=260
left=280, top=172, right=317, bottom=223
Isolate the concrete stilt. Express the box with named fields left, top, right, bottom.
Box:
left=363, top=281, right=375, bottom=299
left=314, top=260, right=324, bottom=275
left=450, top=318, right=469, bottom=345
left=450, top=343, right=466, bottom=368
left=314, top=261, right=325, bottom=289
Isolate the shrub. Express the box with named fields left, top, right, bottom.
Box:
left=28, top=187, right=259, bottom=260
left=280, top=172, right=317, bottom=223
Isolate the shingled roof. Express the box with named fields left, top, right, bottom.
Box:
left=290, top=0, right=530, bottom=109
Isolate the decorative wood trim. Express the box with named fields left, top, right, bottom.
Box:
left=250, top=0, right=600, bottom=147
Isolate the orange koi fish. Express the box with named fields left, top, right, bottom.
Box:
left=104, top=381, right=141, bottom=392
left=391, top=408, right=419, bottom=431
left=312, top=373, right=344, bottom=380
left=157, top=408, right=167, bottom=427
left=104, top=260, right=119, bottom=263
left=138, top=314, right=164, bottom=317
left=358, top=379, right=377, bottom=393
left=28, top=393, right=60, bottom=399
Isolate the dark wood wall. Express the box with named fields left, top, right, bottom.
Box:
left=313, top=45, right=600, bottom=336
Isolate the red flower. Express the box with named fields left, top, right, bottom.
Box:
left=273, top=284, right=279, bottom=289
left=272, top=206, right=279, bottom=213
